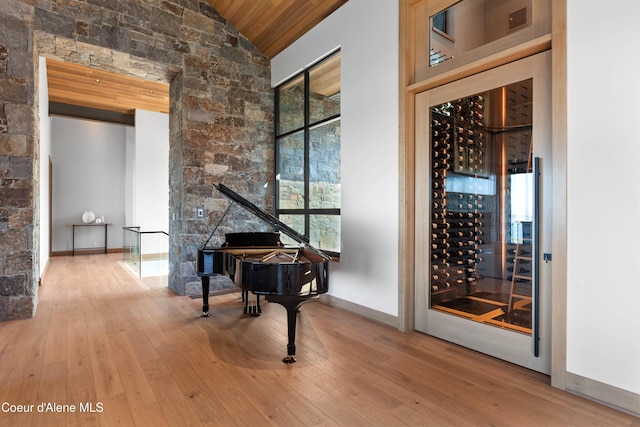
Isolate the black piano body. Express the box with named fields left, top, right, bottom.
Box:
left=197, top=184, right=331, bottom=363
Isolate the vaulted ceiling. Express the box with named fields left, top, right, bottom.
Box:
left=206, top=0, right=347, bottom=59
left=46, top=0, right=347, bottom=117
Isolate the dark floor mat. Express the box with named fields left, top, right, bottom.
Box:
left=436, top=298, right=502, bottom=316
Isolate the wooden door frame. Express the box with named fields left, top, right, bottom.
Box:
left=397, top=0, right=567, bottom=389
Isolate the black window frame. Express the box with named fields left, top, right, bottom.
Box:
left=274, top=51, right=341, bottom=257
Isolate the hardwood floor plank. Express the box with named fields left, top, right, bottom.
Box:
left=106, top=331, right=158, bottom=409
left=145, top=373, right=203, bottom=426
left=97, top=393, right=136, bottom=426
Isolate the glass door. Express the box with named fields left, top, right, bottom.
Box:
left=414, top=52, right=552, bottom=373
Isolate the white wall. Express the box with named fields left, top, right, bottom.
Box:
left=51, top=117, right=127, bottom=252
left=130, top=110, right=169, bottom=255
left=272, top=0, right=400, bottom=316
left=38, top=57, right=51, bottom=275
left=125, top=126, right=135, bottom=228
left=567, top=0, right=640, bottom=395
left=133, top=110, right=169, bottom=233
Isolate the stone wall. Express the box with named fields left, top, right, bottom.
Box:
left=0, top=2, right=37, bottom=321
left=0, top=0, right=273, bottom=320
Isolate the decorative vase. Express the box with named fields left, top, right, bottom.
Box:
left=82, top=210, right=96, bottom=224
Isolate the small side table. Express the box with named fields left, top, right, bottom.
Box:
left=70, top=223, right=111, bottom=256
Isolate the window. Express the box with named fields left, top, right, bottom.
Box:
left=432, top=9, right=449, bottom=35
left=275, top=51, right=341, bottom=256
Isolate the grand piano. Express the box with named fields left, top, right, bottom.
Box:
left=197, top=183, right=331, bottom=363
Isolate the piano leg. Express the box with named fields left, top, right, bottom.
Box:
left=200, top=275, right=211, bottom=317
left=266, top=295, right=318, bottom=363
left=243, top=291, right=262, bottom=316
left=284, top=307, right=299, bottom=363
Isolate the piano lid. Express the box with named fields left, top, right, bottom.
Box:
left=214, top=183, right=331, bottom=261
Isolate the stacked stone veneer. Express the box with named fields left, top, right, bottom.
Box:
left=0, top=0, right=274, bottom=320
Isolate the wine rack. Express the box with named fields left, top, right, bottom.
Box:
left=430, top=95, right=487, bottom=302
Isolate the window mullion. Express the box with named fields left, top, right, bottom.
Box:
left=304, top=69, right=311, bottom=238
left=274, top=87, right=281, bottom=218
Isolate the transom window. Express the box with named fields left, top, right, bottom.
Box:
left=275, top=51, right=341, bottom=256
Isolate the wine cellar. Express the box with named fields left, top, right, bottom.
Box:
left=430, top=95, right=487, bottom=302
left=428, top=79, right=536, bottom=334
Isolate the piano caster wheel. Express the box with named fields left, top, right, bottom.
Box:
left=244, top=306, right=261, bottom=317
left=282, top=355, right=296, bottom=364
left=201, top=312, right=211, bottom=318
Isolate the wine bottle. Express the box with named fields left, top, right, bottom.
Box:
left=433, top=130, right=450, bottom=139
left=454, top=231, right=474, bottom=238
left=456, top=249, right=476, bottom=257
left=433, top=141, right=451, bottom=149
left=431, top=242, right=450, bottom=250
left=431, top=222, right=451, bottom=230
left=457, top=221, right=475, bottom=228
left=433, top=151, right=450, bottom=160
left=434, top=262, right=451, bottom=269
left=432, top=271, right=450, bottom=281
left=432, top=119, right=451, bottom=130
left=433, top=162, right=451, bottom=170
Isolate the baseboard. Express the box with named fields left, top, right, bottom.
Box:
left=52, top=248, right=123, bottom=257
left=319, top=294, right=398, bottom=328
left=39, top=259, right=51, bottom=286
left=141, top=252, right=167, bottom=261
left=566, top=372, right=640, bottom=417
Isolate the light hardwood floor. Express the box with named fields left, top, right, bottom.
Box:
left=0, top=254, right=637, bottom=426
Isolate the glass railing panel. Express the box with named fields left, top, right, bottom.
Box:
left=122, top=227, right=168, bottom=281
left=123, top=226, right=141, bottom=277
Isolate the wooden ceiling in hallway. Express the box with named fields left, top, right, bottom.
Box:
left=206, top=0, right=348, bottom=58
left=46, top=0, right=347, bottom=116
left=46, top=59, right=170, bottom=116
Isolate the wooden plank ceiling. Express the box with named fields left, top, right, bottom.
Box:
left=46, top=59, right=170, bottom=115
left=46, top=0, right=346, bottom=116
left=206, top=0, right=347, bottom=59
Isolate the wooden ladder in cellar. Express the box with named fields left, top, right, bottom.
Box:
left=508, top=236, right=532, bottom=312
left=508, top=134, right=533, bottom=313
